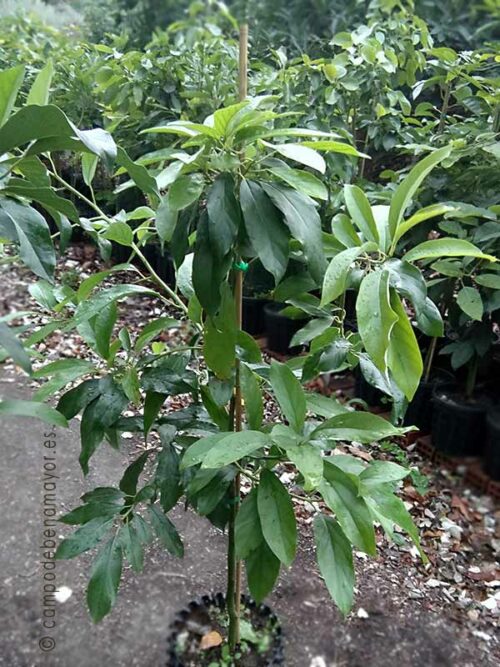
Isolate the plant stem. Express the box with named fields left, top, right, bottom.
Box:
left=423, top=336, right=438, bottom=383
left=465, top=355, right=478, bottom=400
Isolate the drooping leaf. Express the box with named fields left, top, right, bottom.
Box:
left=387, top=290, right=423, bottom=401
left=240, top=364, right=263, bottom=431
left=269, top=360, right=306, bottom=434
left=0, top=321, right=32, bottom=373
left=320, top=462, right=376, bottom=555
left=0, top=399, right=68, bottom=427
left=169, top=174, right=204, bottom=211
left=148, top=505, right=184, bottom=557
left=240, top=180, right=289, bottom=284
left=344, top=185, right=379, bottom=244
left=86, top=536, right=123, bottom=623
left=55, top=516, right=114, bottom=560
left=321, top=243, right=372, bottom=306
left=235, top=489, right=262, bottom=560
left=206, top=173, right=241, bottom=260
left=246, top=540, right=280, bottom=603
left=313, top=514, right=355, bottom=616
left=356, top=270, right=398, bottom=372
left=257, top=469, right=297, bottom=566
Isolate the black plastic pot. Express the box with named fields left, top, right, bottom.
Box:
left=432, top=384, right=488, bottom=457
left=141, top=244, right=176, bottom=287
left=404, top=373, right=454, bottom=433
left=354, top=369, right=388, bottom=409
left=242, top=296, right=270, bottom=336
left=484, top=407, right=500, bottom=480
left=264, top=302, right=307, bottom=355
left=166, top=593, right=284, bottom=667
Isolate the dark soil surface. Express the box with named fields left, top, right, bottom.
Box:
left=0, top=245, right=499, bottom=667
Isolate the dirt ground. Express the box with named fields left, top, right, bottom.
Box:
left=0, top=367, right=497, bottom=667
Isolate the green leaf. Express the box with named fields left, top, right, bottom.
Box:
left=119, top=452, right=149, bottom=497
left=206, top=174, right=241, bottom=260
left=116, top=147, right=158, bottom=201
left=269, top=360, right=306, bottom=434
left=313, top=514, right=354, bottom=616
left=82, top=153, right=98, bottom=187
left=120, top=521, right=144, bottom=573
left=257, top=469, right=297, bottom=566
left=246, top=540, right=280, bottom=603
left=457, top=287, right=484, bottom=321
left=290, top=317, right=333, bottom=347
left=359, top=461, right=409, bottom=487
left=155, top=426, right=181, bottom=512
left=356, top=270, right=398, bottom=372
left=240, top=180, right=289, bottom=284
left=235, top=489, right=262, bottom=559
left=86, top=537, right=123, bottom=623
left=148, top=505, right=184, bottom=557
left=385, top=259, right=427, bottom=316
left=267, top=165, right=328, bottom=200
left=387, top=290, right=423, bottom=400
left=415, top=297, right=444, bottom=338
left=264, top=142, right=326, bottom=173
left=26, top=59, right=54, bottom=106
left=263, top=183, right=326, bottom=283
left=169, top=174, right=204, bottom=210
left=103, top=222, right=133, bottom=247
left=72, top=285, right=157, bottom=327
left=94, top=302, right=118, bottom=360
left=135, top=316, right=178, bottom=353
left=201, top=431, right=270, bottom=469
left=143, top=392, right=166, bottom=436
left=344, top=185, right=379, bottom=244
left=320, top=462, right=376, bottom=555
left=192, top=211, right=229, bottom=315
left=312, top=411, right=402, bottom=443
left=57, top=379, right=101, bottom=420
left=388, top=146, right=452, bottom=239
left=0, top=399, right=68, bottom=427
left=0, top=65, right=25, bottom=126
left=0, top=199, right=55, bottom=281
left=55, top=516, right=114, bottom=560
left=155, top=196, right=178, bottom=243
left=305, top=393, right=348, bottom=418
left=321, top=244, right=371, bottom=306
left=393, top=203, right=457, bottom=244
left=236, top=330, right=262, bottom=364
left=0, top=321, right=32, bottom=373
left=403, top=238, right=497, bottom=264
left=331, top=213, right=361, bottom=248
left=203, top=285, right=237, bottom=379
left=240, top=364, right=263, bottom=431
left=286, top=443, right=324, bottom=491
left=476, top=274, right=500, bottom=289
left=80, top=379, right=128, bottom=474
left=300, top=140, right=362, bottom=157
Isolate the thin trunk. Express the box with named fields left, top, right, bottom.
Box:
left=227, top=21, right=248, bottom=655
left=423, top=336, right=438, bottom=383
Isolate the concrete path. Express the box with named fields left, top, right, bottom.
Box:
left=0, top=369, right=490, bottom=667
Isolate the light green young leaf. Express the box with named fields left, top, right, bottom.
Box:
left=263, top=142, right=326, bottom=174
left=26, top=59, right=54, bottom=106
left=388, top=146, right=452, bottom=239
left=344, top=185, right=379, bottom=244
left=321, top=243, right=373, bottom=306
left=0, top=65, right=25, bottom=126
left=403, top=238, right=497, bottom=264
left=356, top=270, right=398, bottom=372
left=387, top=290, right=423, bottom=401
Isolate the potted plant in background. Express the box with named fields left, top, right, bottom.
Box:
left=0, top=45, right=436, bottom=665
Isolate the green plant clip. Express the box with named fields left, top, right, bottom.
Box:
left=232, top=261, right=249, bottom=272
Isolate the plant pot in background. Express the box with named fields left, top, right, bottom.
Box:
left=141, top=244, right=176, bottom=287
left=264, top=302, right=307, bottom=355
left=166, top=593, right=284, bottom=667
left=242, top=296, right=270, bottom=336
left=354, top=368, right=388, bottom=409
left=432, top=383, right=488, bottom=457
left=404, top=371, right=455, bottom=433
left=484, top=407, right=500, bottom=481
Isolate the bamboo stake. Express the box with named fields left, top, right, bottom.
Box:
left=227, top=20, right=249, bottom=653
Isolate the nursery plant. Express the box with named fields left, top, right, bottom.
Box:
left=0, top=30, right=496, bottom=667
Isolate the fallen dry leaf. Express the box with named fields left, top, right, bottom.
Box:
left=200, top=631, right=223, bottom=650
